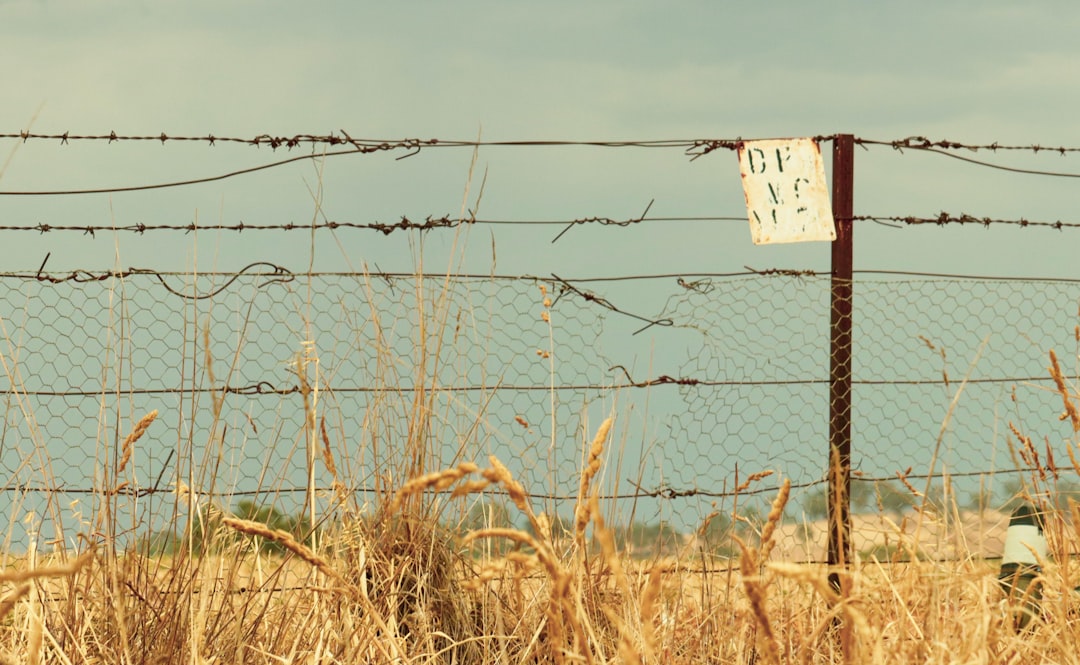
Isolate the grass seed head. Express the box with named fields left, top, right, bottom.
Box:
left=759, top=478, right=791, bottom=562
left=387, top=462, right=479, bottom=513
left=482, top=456, right=533, bottom=518
left=1049, top=349, right=1080, bottom=432
left=735, top=469, right=774, bottom=493
left=118, top=409, right=158, bottom=475
left=575, top=417, right=613, bottom=543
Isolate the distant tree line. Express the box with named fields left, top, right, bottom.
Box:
left=797, top=476, right=1080, bottom=521
left=138, top=477, right=1080, bottom=560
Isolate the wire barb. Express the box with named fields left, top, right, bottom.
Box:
left=549, top=272, right=673, bottom=334
left=854, top=213, right=1080, bottom=230
left=549, top=198, right=655, bottom=244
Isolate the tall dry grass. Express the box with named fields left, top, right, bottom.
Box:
left=6, top=165, right=1080, bottom=663
left=8, top=389, right=1080, bottom=663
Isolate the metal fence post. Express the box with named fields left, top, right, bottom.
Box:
left=828, top=134, right=854, bottom=588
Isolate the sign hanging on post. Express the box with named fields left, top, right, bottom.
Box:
left=738, top=138, right=836, bottom=245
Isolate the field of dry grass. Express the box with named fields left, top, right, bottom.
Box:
left=3, top=434, right=1080, bottom=664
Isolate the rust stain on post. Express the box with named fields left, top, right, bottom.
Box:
left=828, top=134, right=854, bottom=589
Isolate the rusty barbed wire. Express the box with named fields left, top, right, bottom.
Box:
left=688, top=134, right=841, bottom=160
left=8, top=131, right=1080, bottom=158
left=0, top=146, right=374, bottom=196
left=8, top=131, right=1080, bottom=197
left=0, top=481, right=794, bottom=501
left=676, top=277, right=715, bottom=294
left=0, top=214, right=746, bottom=235
left=550, top=198, right=655, bottom=243
left=0, top=267, right=778, bottom=284
left=7, top=212, right=1080, bottom=235
left=0, top=464, right=1058, bottom=502
left=0, top=136, right=749, bottom=195
left=24, top=256, right=295, bottom=299
left=7, top=377, right=814, bottom=399
left=549, top=273, right=674, bottom=334
left=686, top=138, right=741, bottom=160
left=0, top=130, right=742, bottom=152
left=855, top=213, right=1080, bottom=230
left=9, top=371, right=1060, bottom=402
left=858, top=138, right=1080, bottom=178
left=743, top=266, right=820, bottom=277
left=0, top=130, right=833, bottom=182
left=858, top=136, right=1080, bottom=154
left=12, top=265, right=1080, bottom=290
left=0, top=132, right=442, bottom=151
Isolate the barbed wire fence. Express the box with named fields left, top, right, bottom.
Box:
left=1, top=131, right=1080, bottom=566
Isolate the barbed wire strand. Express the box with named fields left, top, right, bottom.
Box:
left=6, top=212, right=1080, bottom=236
left=0, top=132, right=745, bottom=151
left=10, top=131, right=1080, bottom=160
left=4, top=133, right=1080, bottom=197
left=9, top=266, right=1080, bottom=287
left=0, top=216, right=782, bottom=237
left=5, top=371, right=1063, bottom=401
left=0, top=215, right=748, bottom=235
left=0, top=464, right=1056, bottom=501
left=549, top=272, right=673, bottom=334
left=0, top=146, right=377, bottom=196
left=0, top=136, right=750, bottom=196
left=858, top=136, right=1080, bottom=155
left=855, top=213, right=1080, bottom=230
left=905, top=147, right=1080, bottom=178
left=12, top=132, right=1080, bottom=155
left=858, top=138, right=1080, bottom=178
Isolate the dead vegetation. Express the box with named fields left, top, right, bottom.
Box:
left=4, top=413, right=1080, bottom=663
left=5, top=165, right=1080, bottom=663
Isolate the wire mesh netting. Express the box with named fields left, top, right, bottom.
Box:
left=2, top=269, right=1079, bottom=560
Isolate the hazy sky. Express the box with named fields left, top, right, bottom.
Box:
left=3, top=1, right=1080, bottom=280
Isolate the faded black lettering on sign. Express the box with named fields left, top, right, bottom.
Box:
left=738, top=138, right=835, bottom=245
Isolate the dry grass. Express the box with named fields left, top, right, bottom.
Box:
left=7, top=166, right=1080, bottom=663
left=5, top=435, right=1080, bottom=664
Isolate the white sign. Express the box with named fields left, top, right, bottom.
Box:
left=738, top=138, right=836, bottom=245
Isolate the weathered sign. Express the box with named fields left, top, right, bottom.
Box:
left=738, top=138, right=836, bottom=245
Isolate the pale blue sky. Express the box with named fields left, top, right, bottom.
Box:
left=3, top=1, right=1080, bottom=279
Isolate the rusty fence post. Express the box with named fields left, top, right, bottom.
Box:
left=827, top=134, right=854, bottom=591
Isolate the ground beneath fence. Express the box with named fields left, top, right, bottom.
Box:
left=767, top=509, right=1023, bottom=562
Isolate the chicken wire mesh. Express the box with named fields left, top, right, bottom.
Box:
left=659, top=274, right=1080, bottom=561
left=1, top=269, right=1079, bottom=561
